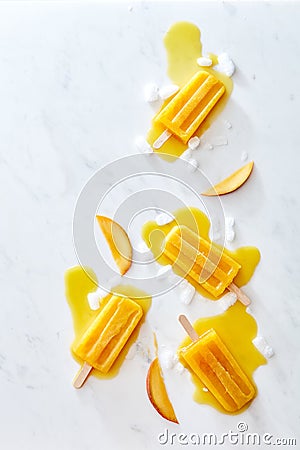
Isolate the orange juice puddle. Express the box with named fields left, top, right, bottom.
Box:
left=65, top=266, right=152, bottom=379
left=147, top=22, right=233, bottom=160
left=178, top=303, right=266, bottom=414
left=142, top=206, right=260, bottom=299
left=142, top=206, right=264, bottom=413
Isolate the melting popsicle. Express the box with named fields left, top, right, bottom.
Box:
left=162, top=225, right=250, bottom=305
left=72, top=295, right=143, bottom=388
left=178, top=315, right=256, bottom=412
left=153, top=71, right=225, bottom=148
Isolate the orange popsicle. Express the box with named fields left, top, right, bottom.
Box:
left=162, top=225, right=241, bottom=298
left=72, top=295, right=143, bottom=387
left=179, top=326, right=256, bottom=412
left=154, top=71, right=225, bottom=148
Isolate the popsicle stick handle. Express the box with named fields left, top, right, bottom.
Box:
left=153, top=129, right=172, bottom=149
left=228, top=283, right=251, bottom=306
left=178, top=314, right=199, bottom=342
left=73, top=362, right=93, bottom=389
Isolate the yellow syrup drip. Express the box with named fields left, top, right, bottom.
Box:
left=147, top=22, right=233, bottom=159
left=65, top=266, right=152, bottom=379
left=178, top=302, right=266, bottom=414
left=142, top=206, right=260, bottom=299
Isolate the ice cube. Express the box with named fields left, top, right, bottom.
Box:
left=188, top=136, right=201, bottom=150
left=174, top=362, right=185, bottom=374
left=144, top=83, right=159, bottom=103
left=87, top=287, right=107, bottom=310
left=157, top=264, right=172, bottom=279
left=197, top=56, right=213, bottom=67
left=217, top=53, right=235, bottom=77
left=179, top=280, right=195, bottom=305
left=218, top=292, right=237, bottom=311
left=252, top=336, right=274, bottom=359
left=226, top=228, right=236, bottom=242
left=160, top=350, right=177, bottom=370
left=155, top=212, right=174, bottom=226
left=159, top=84, right=179, bottom=100
left=135, top=136, right=153, bottom=154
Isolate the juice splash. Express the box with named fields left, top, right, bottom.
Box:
left=65, top=266, right=151, bottom=379
left=178, top=302, right=266, bottom=414
left=142, top=206, right=260, bottom=299
left=147, top=22, right=233, bottom=159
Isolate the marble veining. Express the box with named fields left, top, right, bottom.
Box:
left=0, top=2, right=300, bottom=449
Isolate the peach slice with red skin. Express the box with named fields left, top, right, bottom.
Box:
left=146, top=357, right=179, bottom=424
left=202, top=161, right=254, bottom=196
left=96, top=216, right=132, bottom=276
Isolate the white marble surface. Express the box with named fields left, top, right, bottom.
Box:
left=1, top=2, right=300, bottom=449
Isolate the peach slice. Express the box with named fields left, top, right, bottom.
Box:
left=146, top=357, right=178, bottom=424
left=96, top=216, right=132, bottom=276
left=202, top=161, right=254, bottom=196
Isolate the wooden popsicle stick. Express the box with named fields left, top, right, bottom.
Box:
left=73, top=362, right=93, bottom=389
left=228, top=283, right=251, bottom=306
left=153, top=129, right=172, bottom=149
left=178, top=314, right=199, bottom=342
